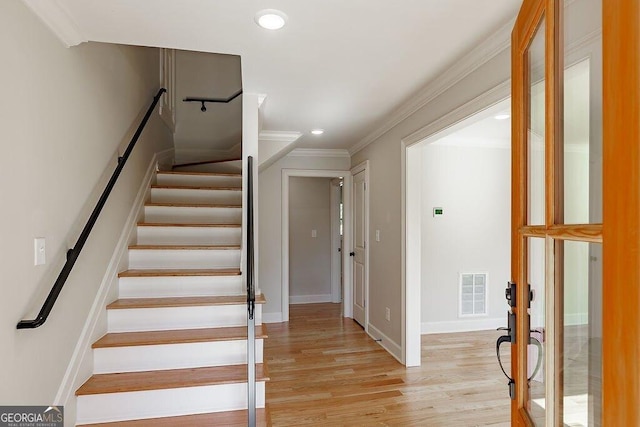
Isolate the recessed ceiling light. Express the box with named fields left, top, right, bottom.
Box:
left=495, top=114, right=510, bottom=120
left=311, top=129, right=324, bottom=135
left=255, top=9, right=288, bottom=30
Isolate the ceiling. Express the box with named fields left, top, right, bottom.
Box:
left=33, top=0, right=523, bottom=150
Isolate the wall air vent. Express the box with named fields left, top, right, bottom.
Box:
left=460, top=272, right=488, bottom=316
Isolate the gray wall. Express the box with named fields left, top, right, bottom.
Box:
left=351, top=48, right=512, bottom=352
left=0, top=0, right=172, bottom=418
left=258, top=154, right=350, bottom=320
left=289, top=177, right=332, bottom=303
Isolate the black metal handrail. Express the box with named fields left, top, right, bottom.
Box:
left=246, top=155, right=256, bottom=426
left=183, top=89, right=243, bottom=112
left=17, top=88, right=167, bottom=329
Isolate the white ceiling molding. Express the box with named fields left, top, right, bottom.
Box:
left=22, top=0, right=86, bottom=47
left=288, top=148, right=350, bottom=159
left=258, top=130, right=303, bottom=172
left=259, top=130, right=302, bottom=143
left=349, top=18, right=515, bottom=155
left=402, top=80, right=511, bottom=148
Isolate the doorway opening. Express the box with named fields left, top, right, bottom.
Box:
left=281, top=169, right=352, bottom=323
left=287, top=177, right=344, bottom=308
left=421, top=98, right=512, bottom=335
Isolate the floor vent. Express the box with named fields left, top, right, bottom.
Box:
left=460, top=273, right=487, bottom=316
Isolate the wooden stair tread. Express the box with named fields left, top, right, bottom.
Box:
left=76, top=364, right=269, bottom=396
left=151, top=185, right=241, bottom=191
left=118, top=268, right=241, bottom=278
left=76, top=408, right=270, bottom=427
left=157, top=171, right=241, bottom=177
left=128, top=244, right=240, bottom=250
left=107, top=294, right=266, bottom=310
left=93, top=325, right=268, bottom=348
left=145, top=202, right=241, bottom=208
left=137, top=222, right=241, bottom=228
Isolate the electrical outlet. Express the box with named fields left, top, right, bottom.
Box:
left=385, top=307, right=391, bottom=321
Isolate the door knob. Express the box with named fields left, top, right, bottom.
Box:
left=349, top=252, right=355, bottom=256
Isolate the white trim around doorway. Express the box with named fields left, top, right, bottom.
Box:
left=400, top=80, right=511, bottom=367
left=281, top=169, right=353, bottom=322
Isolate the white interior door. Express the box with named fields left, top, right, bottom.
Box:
left=352, top=169, right=366, bottom=327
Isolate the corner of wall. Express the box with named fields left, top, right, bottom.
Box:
left=367, top=323, right=403, bottom=364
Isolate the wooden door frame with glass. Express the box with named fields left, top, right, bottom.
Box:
left=510, top=0, right=640, bottom=425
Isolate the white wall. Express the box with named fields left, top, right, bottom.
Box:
left=259, top=154, right=350, bottom=321
left=0, top=0, right=172, bottom=421
left=421, top=144, right=510, bottom=333
left=289, top=177, right=332, bottom=303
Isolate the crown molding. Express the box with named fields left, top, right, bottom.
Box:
left=257, top=94, right=268, bottom=108
left=349, top=18, right=515, bottom=155
left=22, top=0, right=86, bottom=47
left=259, top=130, right=302, bottom=143
left=288, top=148, right=350, bottom=159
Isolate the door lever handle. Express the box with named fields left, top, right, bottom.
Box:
left=349, top=252, right=355, bottom=256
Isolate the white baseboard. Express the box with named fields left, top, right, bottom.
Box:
left=565, top=312, right=588, bottom=326
left=55, top=150, right=170, bottom=408
left=367, top=323, right=403, bottom=364
left=421, top=317, right=504, bottom=334
left=262, top=312, right=283, bottom=323
left=289, top=294, right=332, bottom=304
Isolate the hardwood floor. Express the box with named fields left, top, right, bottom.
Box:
left=265, top=303, right=511, bottom=426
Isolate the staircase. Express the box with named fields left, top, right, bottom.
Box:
left=75, top=169, right=269, bottom=426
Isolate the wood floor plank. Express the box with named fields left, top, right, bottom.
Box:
left=118, top=268, right=241, bottom=278
left=151, top=185, right=241, bottom=191
left=145, top=202, right=241, bottom=208
left=265, top=303, right=510, bottom=426
left=76, top=364, right=268, bottom=396
left=128, top=244, right=240, bottom=250
left=93, top=325, right=268, bottom=348
left=77, top=408, right=270, bottom=427
left=137, top=222, right=241, bottom=228
left=107, top=294, right=266, bottom=310
left=157, top=171, right=241, bottom=177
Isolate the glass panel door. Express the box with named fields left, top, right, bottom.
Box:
left=511, top=0, right=604, bottom=425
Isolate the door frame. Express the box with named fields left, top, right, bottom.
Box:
left=602, top=1, right=640, bottom=424
left=281, top=169, right=352, bottom=322
left=350, top=160, right=370, bottom=332
left=402, top=81, right=511, bottom=367
left=330, top=179, right=343, bottom=303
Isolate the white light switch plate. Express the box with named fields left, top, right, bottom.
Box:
left=34, top=238, right=46, bottom=265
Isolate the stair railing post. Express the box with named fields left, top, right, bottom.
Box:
left=247, top=155, right=256, bottom=427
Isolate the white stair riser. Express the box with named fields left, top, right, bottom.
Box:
left=128, top=249, right=240, bottom=269
left=76, top=382, right=265, bottom=424
left=137, top=226, right=241, bottom=245
left=108, top=305, right=262, bottom=332
left=94, top=340, right=264, bottom=374
left=119, top=276, right=244, bottom=298
left=151, top=188, right=242, bottom=205
left=144, top=206, right=242, bottom=224
left=157, top=174, right=241, bottom=188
